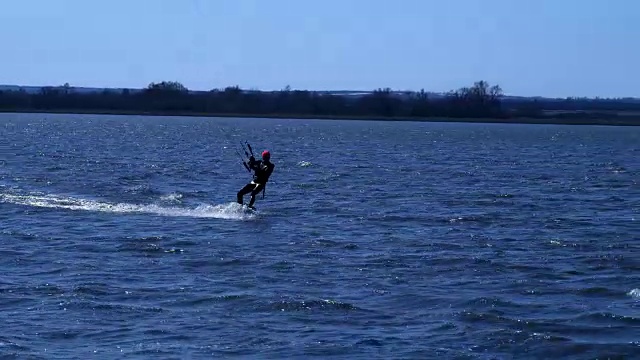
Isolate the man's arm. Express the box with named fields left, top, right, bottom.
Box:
left=248, top=157, right=261, bottom=171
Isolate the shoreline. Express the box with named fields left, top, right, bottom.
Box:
left=1, top=108, right=639, bottom=126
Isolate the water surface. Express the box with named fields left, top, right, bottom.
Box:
left=1, top=113, right=639, bottom=359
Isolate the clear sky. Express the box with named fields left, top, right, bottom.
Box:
left=1, top=0, right=638, bottom=98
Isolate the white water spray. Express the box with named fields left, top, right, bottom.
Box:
left=0, top=192, right=255, bottom=220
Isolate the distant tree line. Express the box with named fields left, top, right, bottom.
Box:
left=0, top=80, right=638, bottom=123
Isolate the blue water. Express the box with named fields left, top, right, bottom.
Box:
left=1, top=113, right=639, bottom=359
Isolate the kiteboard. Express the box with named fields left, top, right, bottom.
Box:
left=243, top=204, right=257, bottom=212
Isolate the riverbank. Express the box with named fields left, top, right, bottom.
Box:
left=1, top=108, right=639, bottom=126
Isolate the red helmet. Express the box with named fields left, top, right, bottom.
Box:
left=262, top=150, right=271, bottom=159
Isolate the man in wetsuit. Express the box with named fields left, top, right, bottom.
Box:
left=237, top=150, right=275, bottom=210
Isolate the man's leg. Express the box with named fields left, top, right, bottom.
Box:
left=237, top=183, right=255, bottom=204
left=248, top=183, right=264, bottom=208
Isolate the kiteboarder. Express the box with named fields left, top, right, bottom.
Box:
left=236, top=147, right=274, bottom=210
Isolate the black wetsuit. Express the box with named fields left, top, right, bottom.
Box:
left=237, top=157, right=275, bottom=208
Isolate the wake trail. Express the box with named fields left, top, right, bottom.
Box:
left=0, top=192, right=256, bottom=220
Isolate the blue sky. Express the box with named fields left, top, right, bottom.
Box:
left=1, top=0, right=638, bottom=98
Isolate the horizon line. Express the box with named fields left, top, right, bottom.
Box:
left=1, top=82, right=638, bottom=101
